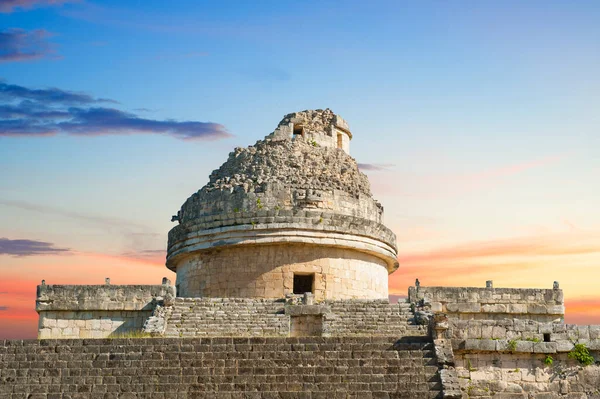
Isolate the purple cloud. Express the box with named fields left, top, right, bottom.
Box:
left=358, top=163, right=395, bottom=171
left=0, top=238, right=70, bottom=257
left=0, top=82, right=116, bottom=105
left=0, top=81, right=231, bottom=140
left=0, top=306, right=7, bottom=311
left=0, top=28, right=57, bottom=63
left=58, top=107, right=230, bottom=140
left=0, top=0, right=76, bottom=13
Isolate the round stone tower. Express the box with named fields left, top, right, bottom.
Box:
left=167, top=109, right=398, bottom=300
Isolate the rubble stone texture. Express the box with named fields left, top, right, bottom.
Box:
left=167, top=109, right=398, bottom=299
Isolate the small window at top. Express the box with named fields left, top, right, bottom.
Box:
left=337, top=133, right=343, bottom=149
left=293, top=124, right=304, bottom=138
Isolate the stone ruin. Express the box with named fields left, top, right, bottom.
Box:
left=2, top=109, right=599, bottom=398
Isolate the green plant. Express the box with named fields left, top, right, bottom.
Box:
left=466, top=359, right=476, bottom=372
left=233, top=208, right=240, bottom=213
left=466, top=384, right=474, bottom=396
left=568, top=343, right=594, bottom=366
left=307, top=139, right=318, bottom=147
left=318, top=217, right=323, bottom=223
left=525, top=337, right=541, bottom=343
left=507, top=339, right=518, bottom=352
left=544, top=355, right=554, bottom=366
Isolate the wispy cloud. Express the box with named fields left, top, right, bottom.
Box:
left=389, top=230, right=600, bottom=295
left=398, top=232, right=600, bottom=266
left=0, top=306, right=7, bottom=311
left=0, top=28, right=58, bottom=63
left=370, top=153, right=569, bottom=199
left=0, top=0, right=76, bottom=13
left=0, top=81, right=232, bottom=140
left=358, top=163, right=395, bottom=172
left=0, top=238, right=70, bottom=257
left=0, top=81, right=116, bottom=104
left=565, top=298, right=600, bottom=324
left=120, top=249, right=166, bottom=265
left=0, top=198, right=152, bottom=230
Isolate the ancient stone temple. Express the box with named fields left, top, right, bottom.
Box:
left=2, top=109, right=600, bottom=398
left=167, top=109, right=397, bottom=300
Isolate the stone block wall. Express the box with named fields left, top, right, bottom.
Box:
left=36, top=283, right=175, bottom=339
left=430, top=312, right=600, bottom=397
left=0, top=337, right=442, bottom=398
left=452, top=340, right=600, bottom=396
left=447, top=319, right=600, bottom=345
left=174, top=244, right=390, bottom=300
left=409, top=285, right=564, bottom=322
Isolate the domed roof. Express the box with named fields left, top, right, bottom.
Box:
left=167, top=109, right=398, bottom=273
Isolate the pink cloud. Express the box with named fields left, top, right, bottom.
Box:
left=370, top=153, right=569, bottom=199
left=0, top=0, right=76, bottom=13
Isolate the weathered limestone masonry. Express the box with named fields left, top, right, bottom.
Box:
left=410, top=284, right=600, bottom=397
left=167, top=108, right=397, bottom=300
left=36, top=282, right=175, bottom=339
left=408, top=286, right=565, bottom=322
left=152, top=297, right=428, bottom=338
left=0, top=337, right=442, bottom=399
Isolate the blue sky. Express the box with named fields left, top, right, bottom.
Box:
left=1, top=0, right=599, bottom=338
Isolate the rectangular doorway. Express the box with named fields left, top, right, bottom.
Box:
left=293, top=273, right=314, bottom=294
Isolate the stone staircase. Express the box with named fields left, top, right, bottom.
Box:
left=163, top=298, right=289, bottom=338
left=0, top=337, right=443, bottom=398
left=159, top=298, right=428, bottom=338
left=325, top=300, right=427, bottom=336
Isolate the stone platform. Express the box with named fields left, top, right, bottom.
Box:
left=0, top=336, right=442, bottom=399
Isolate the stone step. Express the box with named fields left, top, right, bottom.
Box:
left=1, top=338, right=441, bottom=397
left=2, top=392, right=443, bottom=399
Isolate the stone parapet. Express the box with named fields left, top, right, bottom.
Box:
left=409, top=285, right=564, bottom=322
left=36, top=283, right=175, bottom=312
left=36, top=283, right=175, bottom=339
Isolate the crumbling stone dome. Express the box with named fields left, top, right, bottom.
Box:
left=167, top=109, right=398, bottom=300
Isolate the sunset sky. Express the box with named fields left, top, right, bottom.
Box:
left=1, top=0, right=599, bottom=339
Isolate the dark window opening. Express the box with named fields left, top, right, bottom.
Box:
left=544, top=333, right=551, bottom=342
left=176, top=284, right=180, bottom=297
left=293, top=124, right=304, bottom=138
left=293, top=274, right=314, bottom=294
